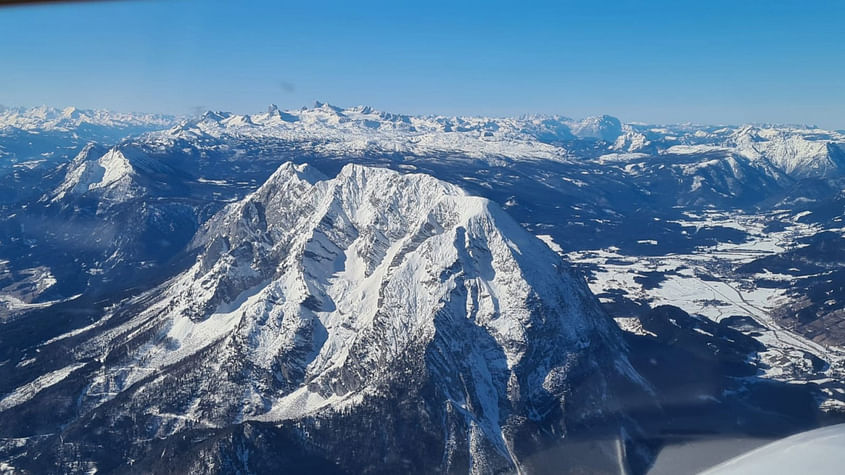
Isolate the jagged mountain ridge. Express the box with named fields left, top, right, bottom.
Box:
left=3, top=103, right=843, bottom=186
left=51, top=143, right=180, bottom=203
left=3, top=164, right=652, bottom=471
left=0, top=162, right=650, bottom=473
left=149, top=102, right=845, bottom=179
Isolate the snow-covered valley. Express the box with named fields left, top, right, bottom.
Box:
left=560, top=210, right=845, bottom=410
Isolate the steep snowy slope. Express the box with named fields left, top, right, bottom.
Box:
left=568, top=114, right=623, bottom=141
left=51, top=144, right=175, bottom=202
left=0, top=163, right=651, bottom=473
left=159, top=104, right=574, bottom=163
left=0, top=106, right=176, bottom=208
left=729, top=126, right=845, bottom=178
left=641, top=124, right=845, bottom=179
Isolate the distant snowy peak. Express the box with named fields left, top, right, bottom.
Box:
left=567, top=114, right=623, bottom=141
left=611, top=122, right=845, bottom=178
left=613, top=128, right=652, bottom=152
left=159, top=103, right=636, bottom=162
left=51, top=143, right=111, bottom=200
left=729, top=126, right=845, bottom=178
left=0, top=105, right=175, bottom=132
left=160, top=103, right=576, bottom=162
left=16, top=102, right=844, bottom=179
left=182, top=102, right=626, bottom=142
left=50, top=144, right=167, bottom=202
left=165, top=103, right=845, bottom=177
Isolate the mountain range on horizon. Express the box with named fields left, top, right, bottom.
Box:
left=4, top=102, right=845, bottom=181
left=2, top=101, right=841, bottom=132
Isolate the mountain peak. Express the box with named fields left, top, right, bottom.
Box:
left=61, top=106, right=81, bottom=119
left=69, top=161, right=638, bottom=472
left=347, top=104, right=375, bottom=114
left=569, top=114, right=623, bottom=141
left=49, top=144, right=172, bottom=204
left=310, top=100, right=344, bottom=113
left=200, top=110, right=228, bottom=122
left=261, top=160, right=325, bottom=189
left=51, top=145, right=136, bottom=201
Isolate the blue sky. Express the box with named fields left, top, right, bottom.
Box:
left=2, top=0, right=843, bottom=128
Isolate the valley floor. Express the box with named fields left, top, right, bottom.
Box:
left=549, top=209, right=845, bottom=410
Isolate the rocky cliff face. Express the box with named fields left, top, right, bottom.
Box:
left=0, top=163, right=651, bottom=473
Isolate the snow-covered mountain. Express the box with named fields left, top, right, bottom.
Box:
left=50, top=143, right=176, bottom=203
left=146, top=102, right=845, bottom=179
left=0, top=163, right=650, bottom=473
left=0, top=106, right=177, bottom=198
left=4, top=103, right=842, bottom=185
left=729, top=125, right=845, bottom=178
left=640, top=124, right=845, bottom=179
left=0, top=105, right=174, bottom=132
left=2, top=103, right=845, bottom=473
left=156, top=103, right=629, bottom=162
left=157, top=102, right=572, bottom=162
